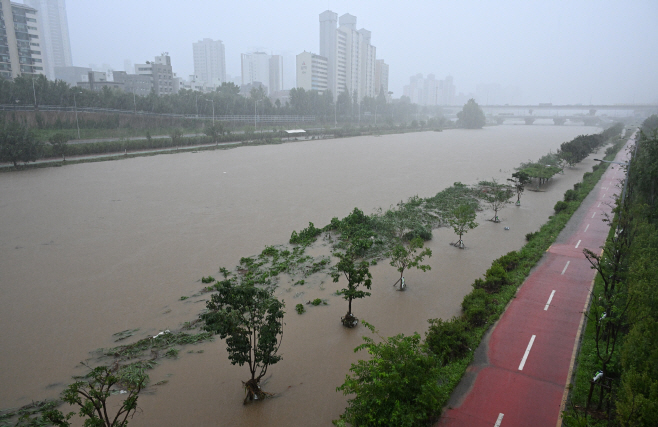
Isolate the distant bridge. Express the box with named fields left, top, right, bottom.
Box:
left=489, top=115, right=603, bottom=125
left=443, top=104, right=658, bottom=113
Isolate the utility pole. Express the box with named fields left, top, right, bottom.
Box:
left=73, top=91, right=81, bottom=139
left=32, top=77, right=37, bottom=109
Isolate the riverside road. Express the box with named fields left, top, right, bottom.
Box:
left=438, top=136, right=632, bottom=427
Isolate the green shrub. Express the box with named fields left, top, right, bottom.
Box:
left=295, top=304, right=305, bottom=314
left=525, top=231, right=538, bottom=241
left=564, top=189, right=577, bottom=202
left=334, top=327, right=442, bottom=427
left=496, top=251, right=520, bottom=272
left=201, top=276, right=215, bottom=284
left=403, top=226, right=433, bottom=241
left=290, top=222, right=323, bottom=245
left=554, top=201, right=568, bottom=213
left=462, top=289, right=491, bottom=327
left=311, top=298, right=324, bottom=306
left=483, top=263, right=510, bottom=292
left=425, top=317, right=471, bottom=363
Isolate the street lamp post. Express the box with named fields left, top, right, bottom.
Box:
left=73, top=91, right=81, bottom=139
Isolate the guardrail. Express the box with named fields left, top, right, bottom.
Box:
left=0, top=104, right=316, bottom=123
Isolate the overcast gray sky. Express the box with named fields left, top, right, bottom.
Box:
left=61, top=0, right=658, bottom=104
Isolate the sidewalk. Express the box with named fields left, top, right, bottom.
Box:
left=438, top=139, right=631, bottom=426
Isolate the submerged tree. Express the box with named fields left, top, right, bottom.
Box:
left=447, top=204, right=478, bottom=248
left=201, top=273, right=285, bottom=403
left=43, top=364, right=146, bottom=427
left=507, top=171, right=531, bottom=206
left=389, top=237, right=432, bottom=290
left=478, top=179, right=514, bottom=222
left=331, top=243, right=373, bottom=327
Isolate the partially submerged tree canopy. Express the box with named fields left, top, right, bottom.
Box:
left=477, top=179, right=513, bottom=222
left=447, top=204, right=478, bottom=248
left=331, top=242, right=373, bottom=327
left=389, top=237, right=432, bottom=289
left=43, top=364, right=146, bottom=427
left=507, top=171, right=531, bottom=205
left=201, top=272, right=284, bottom=403
left=456, top=98, right=485, bottom=129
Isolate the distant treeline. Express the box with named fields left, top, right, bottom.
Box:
left=0, top=75, right=428, bottom=126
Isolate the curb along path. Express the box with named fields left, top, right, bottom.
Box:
left=438, top=138, right=632, bottom=427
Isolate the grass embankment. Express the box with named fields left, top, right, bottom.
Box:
left=1, top=123, right=435, bottom=172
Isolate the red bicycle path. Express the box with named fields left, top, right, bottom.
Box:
left=438, top=137, right=632, bottom=427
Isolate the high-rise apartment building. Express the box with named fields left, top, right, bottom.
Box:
left=319, top=10, right=376, bottom=101
left=319, top=10, right=337, bottom=98
left=192, top=38, right=226, bottom=85
left=403, top=74, right=455, bottom=106
left=241, top=52, right=269, bottom=89
left=0, top=0, right=45, bottom=79
left=296, top=51, right=328, bottom=93
left=24, top=0, right=72, bottom=80
left=241, top=51, right=285, bottom=95
left=269, top=54, right=283, bottom=94
left=375, top=59, right=389, bottom=96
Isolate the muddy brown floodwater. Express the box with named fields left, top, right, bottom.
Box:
left=0, top=125, right=604, bottom=426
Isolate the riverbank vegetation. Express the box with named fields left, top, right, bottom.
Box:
left=562, top=116, right=658, bottom=426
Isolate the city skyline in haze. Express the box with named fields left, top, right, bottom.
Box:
left=38, top=0, right=658, bottom=104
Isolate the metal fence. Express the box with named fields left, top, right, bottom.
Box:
left=0, top=104, right=316, bottom=123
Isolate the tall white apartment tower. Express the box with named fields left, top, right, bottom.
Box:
left=319, top=10, right=376, bottom=101
left=241, top=52, right=270, bottom=89
left=24, top=0, right=72, bottom=80
left=319, top=10, right=337, bottom=98
left=192, top=38, right=226, bottom=85
left=269, top=54, right=283, bottom=94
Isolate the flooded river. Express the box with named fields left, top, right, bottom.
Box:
left=0, top=125, right=600, bottom=425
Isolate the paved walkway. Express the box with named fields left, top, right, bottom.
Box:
left=438, top=138, right=632, bottom=427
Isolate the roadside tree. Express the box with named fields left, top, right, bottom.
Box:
left=49, top=132, right=70, bottom=161
left=201, top=273, right=285, bottom=403
left=204, top=123, right=224, bottom=144
left=447, top=204, right=478, bottom=248
left=0, top=121, right=41, bottom=167
left=389, top=237, right=432, bottom=289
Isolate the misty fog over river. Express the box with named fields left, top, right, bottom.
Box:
left=1, top=125, right=604, bottom=425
